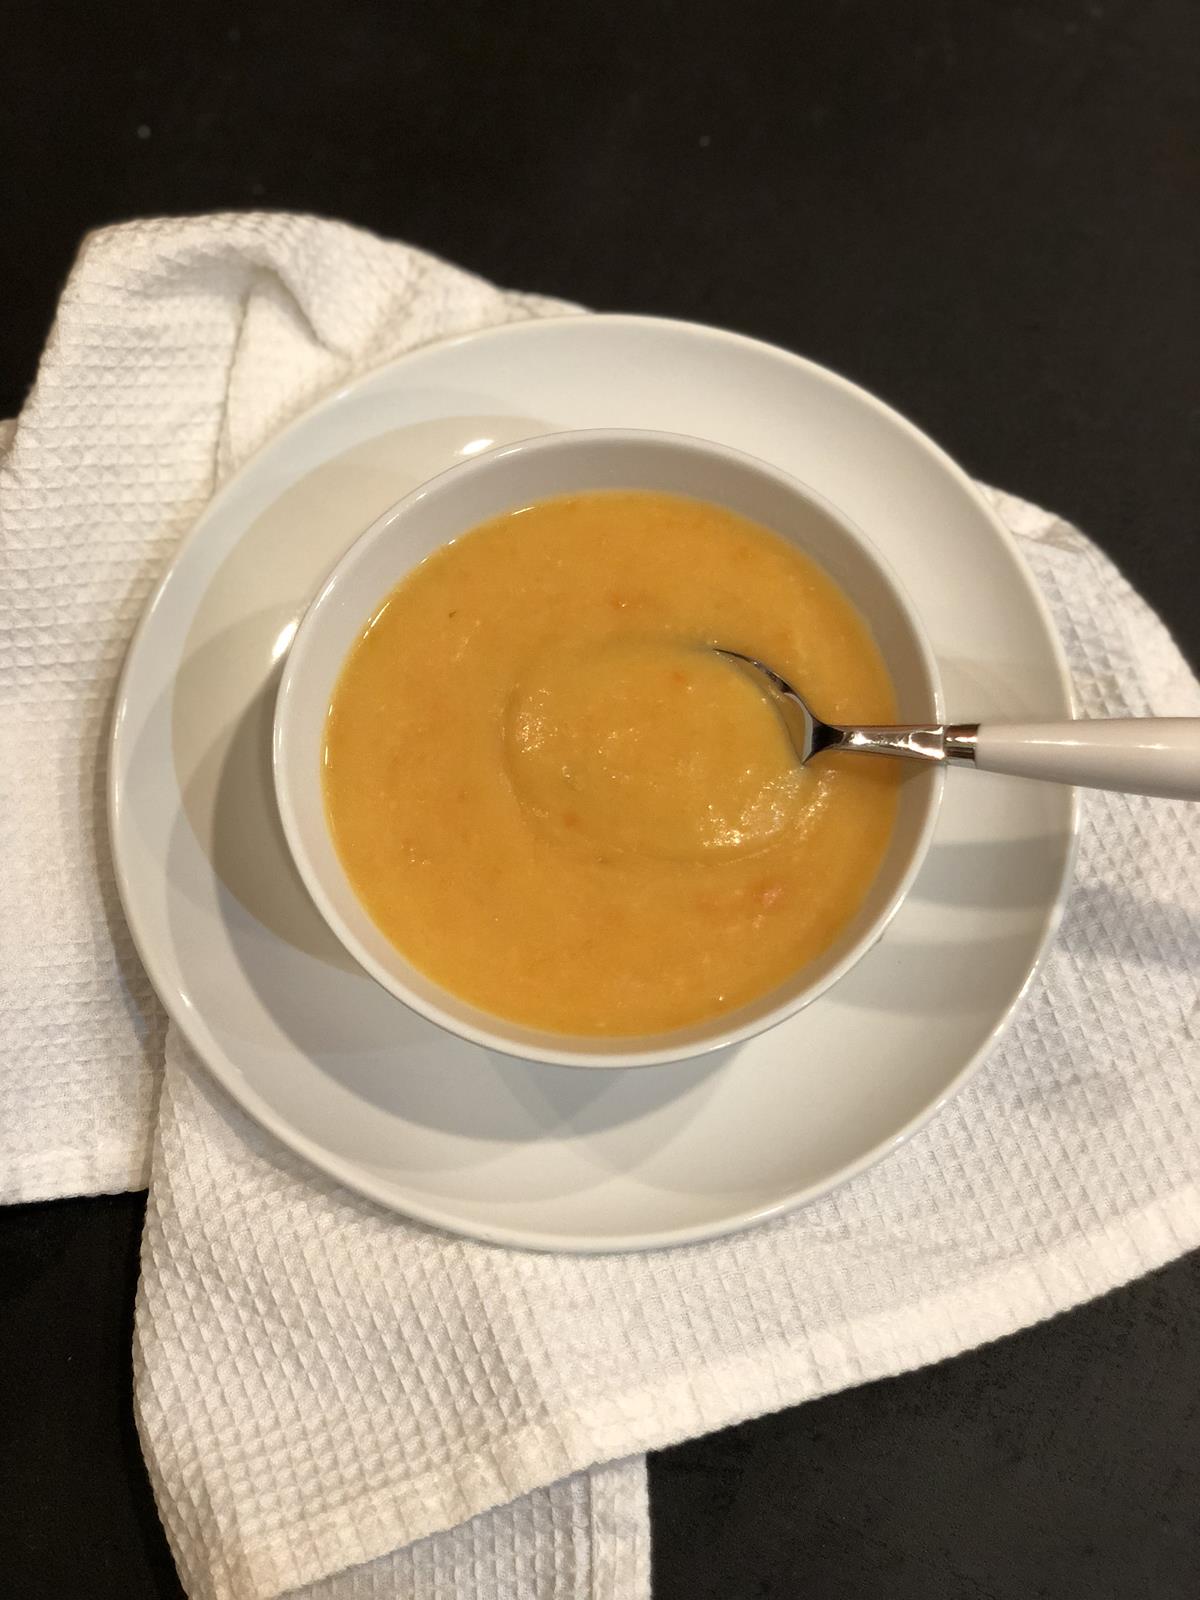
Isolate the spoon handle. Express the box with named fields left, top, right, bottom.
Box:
left=961, top=718, right=1200, bottom=800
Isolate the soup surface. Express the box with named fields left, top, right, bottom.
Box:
left=323, top=490, right=900, bottom=1034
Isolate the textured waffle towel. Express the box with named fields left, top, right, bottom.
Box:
left=2, top=215, right=1198, bottom=1599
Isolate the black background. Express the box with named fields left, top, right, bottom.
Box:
left=1, top=2, right=1198, bottom=1595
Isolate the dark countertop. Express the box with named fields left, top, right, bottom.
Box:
left=1, top=2, right=1197, bottom=1595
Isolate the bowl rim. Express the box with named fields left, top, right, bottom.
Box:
left=273, top=426, right=946, bottom=1068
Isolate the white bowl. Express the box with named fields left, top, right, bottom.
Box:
left=273, top=429, right=944, bottom=1067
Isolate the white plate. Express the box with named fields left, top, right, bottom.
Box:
left=110, top=315, right=1077, bottom=1252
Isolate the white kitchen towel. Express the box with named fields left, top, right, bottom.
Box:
left=3, top=215, right=1198, bottom=1600
left=138, top=515, right=1200, bottom=1600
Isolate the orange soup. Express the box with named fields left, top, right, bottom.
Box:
left=322, top=491, right=899, bottom=1034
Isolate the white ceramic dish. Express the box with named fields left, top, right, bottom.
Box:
left=108, top=313, right=1077, bottom=1252
left=274, top=428, right=944, bottom=1068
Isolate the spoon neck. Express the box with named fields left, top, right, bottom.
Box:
left=821, top=723, right=980, bottom=765
left=943, top=724, right=980, bottom=764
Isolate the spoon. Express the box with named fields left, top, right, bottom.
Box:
left=716, top=651, right=1200, bottom=801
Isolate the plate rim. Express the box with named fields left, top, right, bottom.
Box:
left=108, top=312, right=1080, bottom=1252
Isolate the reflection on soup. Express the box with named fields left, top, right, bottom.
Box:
left=322, top=490, right=900, bottom=1035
